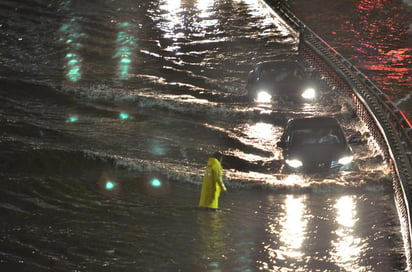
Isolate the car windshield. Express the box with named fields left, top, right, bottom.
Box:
left=290, top=127, right=343, bottom=146
left=260, top=66, right=304, bottom=82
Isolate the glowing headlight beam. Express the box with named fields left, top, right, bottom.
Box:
left=286, top=159, right=303, bottom=168
left=338, top=156, right=353, bottom=165
left=256, top=91, right=272, bottom=103
left=301, top=88, right=316, bottom=99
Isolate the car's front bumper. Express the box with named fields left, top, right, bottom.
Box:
left=283, top=160, right=354, bottom=174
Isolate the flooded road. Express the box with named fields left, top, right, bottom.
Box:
left=0, top=0, right=408, bottom=270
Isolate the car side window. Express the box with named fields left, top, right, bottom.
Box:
left=318, top=128, right=340, bottom=144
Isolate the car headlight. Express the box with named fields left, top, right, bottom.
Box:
left=256, top=90, right=272, bottom=103
left=301, top=87, right=316, bottom=99
left=286, top=159, right=303, bottom=168
left=338, top=155, right=353, bottom=165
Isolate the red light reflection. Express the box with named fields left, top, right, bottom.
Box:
left=351, top=0, right=412, bottom=123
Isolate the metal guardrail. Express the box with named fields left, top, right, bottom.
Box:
left=262, top=0, right=412, bottom=268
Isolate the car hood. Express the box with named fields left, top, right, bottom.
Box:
left=287, top=144, right=351, bottom=161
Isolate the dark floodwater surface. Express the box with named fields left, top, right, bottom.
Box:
left=0, top=0, right=410, bottom=271
left=292, top=0, right=412, bottom=122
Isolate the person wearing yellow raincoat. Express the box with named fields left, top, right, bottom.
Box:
left=199, top=152, right=227, bottom=210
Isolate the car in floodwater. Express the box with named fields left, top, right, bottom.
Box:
left=246, top=58, right=320, bottom=103
left=277, top=116, right=354, bottom=173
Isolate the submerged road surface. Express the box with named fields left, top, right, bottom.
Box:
left=0, top=0, right=408, bottom=271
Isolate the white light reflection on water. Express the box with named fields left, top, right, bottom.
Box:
left=198, top=211, right=226, bottom=272
left=158, top=0, right=219, bottom=55
left=249, top=122, right=275, bottom=140
left=235, top=122, right=283, bottom=155
left=278, top=195, right=307, bottom=259
left=233, top=0, right=298, bottom=38
left=162, top=0, right=181, bottom=11
left=196, top=0, right=214, bottom=14
left=260, top=195, right=308, bottom=270
left=195, top=0, right=218, bottom=35
left=159, top=0, right=182, bottom=50
left=163, top=0, right=221, bottom=41
left=224, top=171, right=308, bottom=189
left=331, top=195, right=366, bottom=272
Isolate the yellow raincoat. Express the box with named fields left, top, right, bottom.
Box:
left=199, top=157, right=227, bottom=209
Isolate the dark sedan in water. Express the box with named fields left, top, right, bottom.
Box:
left=277, top=116, right=354, bottom=173
left=246, top=59, right=320, bottom=103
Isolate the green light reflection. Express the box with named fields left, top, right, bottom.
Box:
left=59, top=18, right=85, bottom=82
left=150, top=178, right=162, bottom=188
left=105, top=180, right=116, bottom=190
left=119, top=112, right=130, bottom=120
left=66, top=115, right=79, bottom=123
left=113, top=22, right=139, bottom=80
left=149, top=139, right=168, bottom=156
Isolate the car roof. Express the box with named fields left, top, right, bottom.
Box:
left=287, top=116, right=341, bottom=129
left=257, top=59, right=301, bottom=70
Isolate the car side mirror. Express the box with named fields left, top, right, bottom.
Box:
left=277, top=141, right=286, bottom=148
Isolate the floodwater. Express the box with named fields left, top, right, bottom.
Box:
left=292, top=0, right=412, bottom=122
left=0, top=0, right=409, bottom=271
